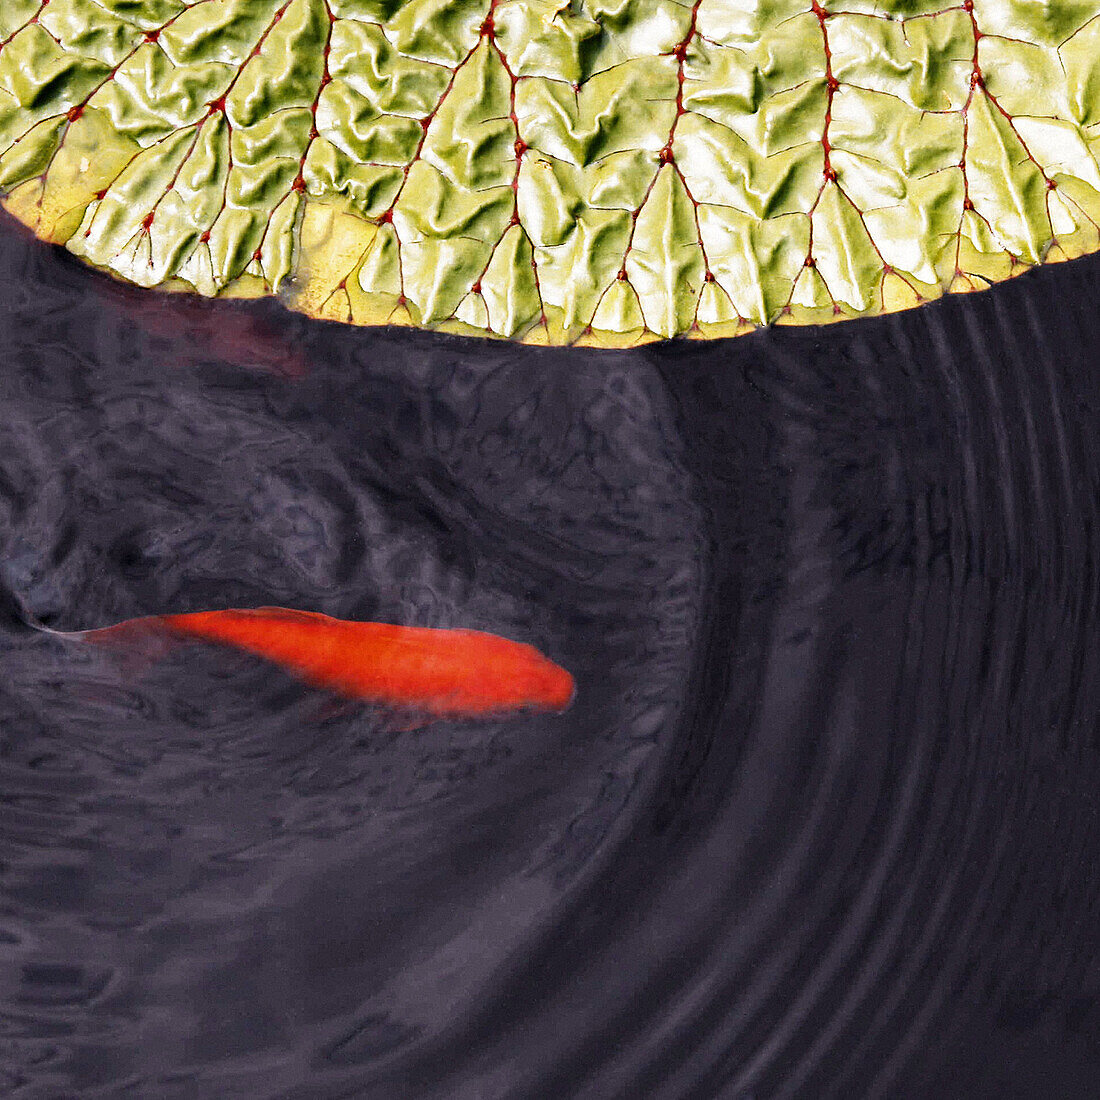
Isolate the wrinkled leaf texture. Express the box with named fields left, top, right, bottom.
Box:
left=1, top=0, right=1099, bottom=344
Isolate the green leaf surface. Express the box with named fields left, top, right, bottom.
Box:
left=2, top=0, right=1100, bottom=345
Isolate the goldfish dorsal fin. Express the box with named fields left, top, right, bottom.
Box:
left=235, top=606, right=338, bottom=625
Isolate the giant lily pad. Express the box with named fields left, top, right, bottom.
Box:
left=1, top=0, right=1099, bottom=344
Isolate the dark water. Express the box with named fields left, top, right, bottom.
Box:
left=1, top=214, right=1099, bottom=1098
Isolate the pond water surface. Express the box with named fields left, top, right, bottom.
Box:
left=1, top=216, right=1099, bottom=1097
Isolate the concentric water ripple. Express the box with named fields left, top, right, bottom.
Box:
left=1, top=217, right=1099, bottom=1097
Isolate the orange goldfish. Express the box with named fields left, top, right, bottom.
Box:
left=83, top=607, right=575, bottom=718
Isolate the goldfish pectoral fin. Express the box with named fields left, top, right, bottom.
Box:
left=304, top=694, right=364, bottom=726
left=375, top=706, right=439, bottom=734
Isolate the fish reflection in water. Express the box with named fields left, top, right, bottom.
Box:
left=18, top=604, right=575, bottom=719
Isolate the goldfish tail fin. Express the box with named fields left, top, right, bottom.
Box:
left=77, top=617, right=181, bottom=683
left=83, top=616, right=175, bottom=650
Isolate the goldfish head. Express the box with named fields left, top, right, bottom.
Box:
left=434, top=630, right=576, bottom=717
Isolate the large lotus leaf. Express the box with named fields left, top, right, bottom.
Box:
left=1, top=0, right=1099, bottom=345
